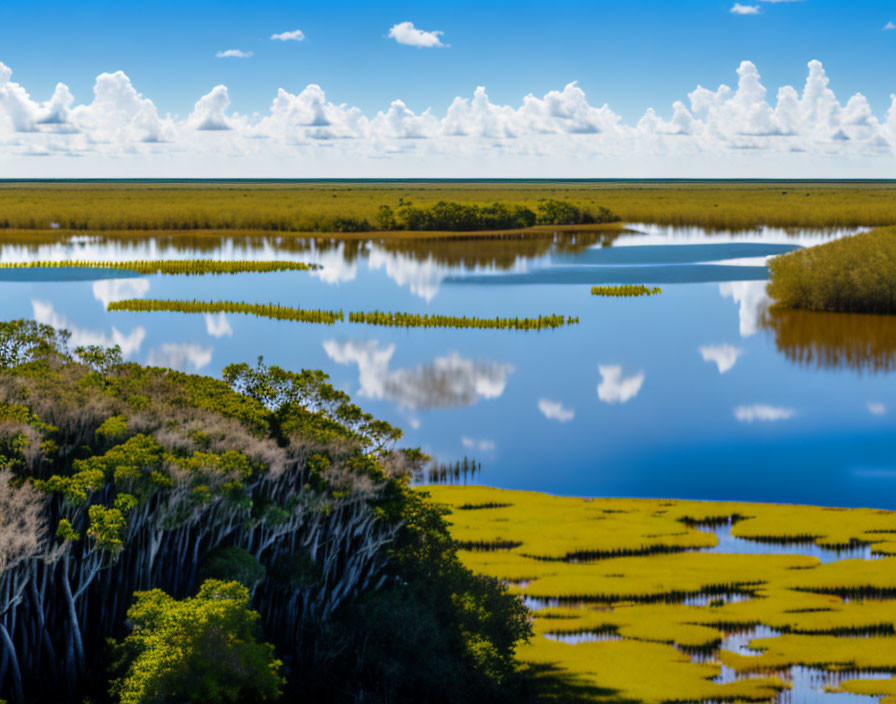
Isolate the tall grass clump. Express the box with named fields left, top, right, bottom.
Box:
left=348, top=310, right=579, bottom=330
left=108, top=299, right=343, bottom=324
left=0, top=259, right=319, bottom=275
left=591, top=285, right=661, bottom=297
left=767, top=227, right=896, bottom=314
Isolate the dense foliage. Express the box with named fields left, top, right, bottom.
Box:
left=767, top=227, right=896, bottom=314
left=0, top=319, right=532, bottom=704
left=110, top=579, right=284, bottom=704
left=376, top=199, right=618, bottom=232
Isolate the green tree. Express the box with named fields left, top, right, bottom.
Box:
left=110, top=580, right=284, bottom=704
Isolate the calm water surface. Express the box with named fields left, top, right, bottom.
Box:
left=2, top=223, right=894, bottom=508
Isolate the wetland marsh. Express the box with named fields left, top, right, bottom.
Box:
left=3, top=181, right=896, bottom=704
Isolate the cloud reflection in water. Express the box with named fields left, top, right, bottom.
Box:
left=323, top=339, right=514, bottom=410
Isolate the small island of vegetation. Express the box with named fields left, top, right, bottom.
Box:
left=0, top=259, right=320, bottom=276
left=591, top=285, right=662, bottom=298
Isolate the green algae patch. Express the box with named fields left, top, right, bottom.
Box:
left=423, top=486, right=896, bottom=702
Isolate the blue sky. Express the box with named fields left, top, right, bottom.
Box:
left=0, top=0, right=895, bottom=176
left=2, top=0, right=893, bottom=119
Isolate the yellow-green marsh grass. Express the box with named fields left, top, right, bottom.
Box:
left=4, top=181, right=896, bottom=234
left=720, top=634, right=896, bottom=673
left=591, top=285, right=662, bottom=297
left=424, top=486, right=896, bottom=702
left=767, top=226, right=896, bottom=314
left=347, top=311, right=579, bottom=331
left=520, top=636, right=787, bottom=703
left=108, top=299, right=343, bottom=325
left=0, top=259, right=319, bottom=275
left=831, top=677, right=896, bottom=704
left=109, top=300, right=579, bottom=332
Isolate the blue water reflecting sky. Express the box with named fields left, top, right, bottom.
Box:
left=1, top=224, right=893, bottom=507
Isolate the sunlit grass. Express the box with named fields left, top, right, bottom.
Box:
left=2, top=181, right=896, bottom=234
left=421, top=486, right=896, bottom=703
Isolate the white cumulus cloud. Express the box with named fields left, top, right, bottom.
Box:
left=216, top=49, right=252, bottom=59
left=387, top=22, right=447, bottom=48
left=733, top=404, right=796, bottom=422
left=271, top=29, right=305, bottom=41
left=597, top=365, right=645, bottom=404
left=868, top=402, right=887, bottom=415
left=189, top=85, right=232, bottom=131
left=885, top=22, right=896, bottom=31
left=731, top=4, right=760, bottom=14
left=538, top=398, right=575, bottom=422
left=3, top=58, right=896, bottom=175
left=699, top=344, right=743, bottom=374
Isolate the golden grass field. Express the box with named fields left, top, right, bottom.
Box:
left=3, top=181, right=896, bottom=234
left=425, top=486, right=896, bottom=704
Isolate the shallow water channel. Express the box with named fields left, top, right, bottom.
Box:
left=1, top=224, right=895, bottom=507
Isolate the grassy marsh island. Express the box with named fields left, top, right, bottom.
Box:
left=427, top=486, right=896, bottom=704
left=107, top=299, right=345, bottom=324
left=0, top=259, right=319, bottom=275
left=347, top=311, right=579, bottom=330
left=108, top=300, right=580, bottom=331
left=590, top=285, right=662, bottom=297
left=767, top=226, right=896, bottom=314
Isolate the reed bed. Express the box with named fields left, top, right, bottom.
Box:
left=4, top=181, right=896, bottom=233
left=767, top=226, right=896, bottom=314
left=107, top=299, right=343, bottom=325
left=0, top=259, right=319, bottom=275
left=348, top=311, right=579, bottom=330
left=590, top=285, right=662, bottom=297
left=108, top=300, right=578, bottom=331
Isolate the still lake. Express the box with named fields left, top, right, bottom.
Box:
left=1, top=223, right=893, bottom=508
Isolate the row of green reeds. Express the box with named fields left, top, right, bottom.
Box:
left=107, top=299, right=343, bottom=325
left=108, top=299, right=579, bottom=330
left=0, top=259, right=319, bottom=275
left=591, top=285, right=662, bottom=297
left=348, top=311, right=578, bottom=330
